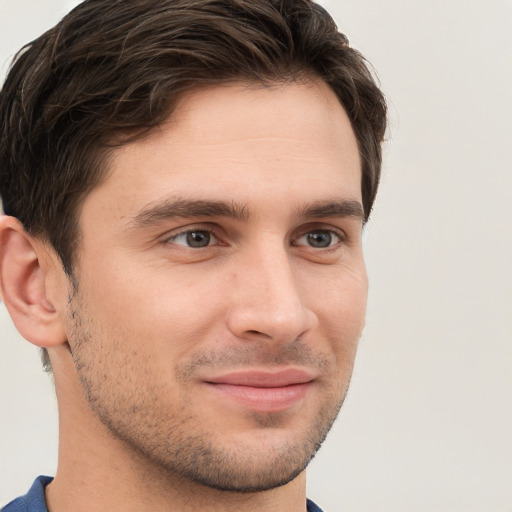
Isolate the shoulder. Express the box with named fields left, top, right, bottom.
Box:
left=307, top=498, right=325, bottom=512
left=1, top=476, right=53, bottom=512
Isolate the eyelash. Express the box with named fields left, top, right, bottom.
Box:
left=293, top=228, right=344, bottom=250
left=166, top=228, right=221, bottom=248
left=163, top=225, right=346, bottom=250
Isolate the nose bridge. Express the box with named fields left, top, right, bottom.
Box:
left=227, top=239, right=315, bottom=343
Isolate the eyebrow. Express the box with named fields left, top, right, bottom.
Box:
left=298, top=199, right=365, bottom=221
left=127, top=196, right=364, bottom=230
left=128, top=198, right=250, bottom=229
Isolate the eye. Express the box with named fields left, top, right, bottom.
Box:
left=294, top=229, right=341, bottom=248
left=168, top=229, right=218, bottom=248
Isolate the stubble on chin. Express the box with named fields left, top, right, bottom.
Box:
left=65, top=290, right=352, bottom=493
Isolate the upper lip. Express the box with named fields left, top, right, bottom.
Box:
left=204, top=369, right=316, bottom=388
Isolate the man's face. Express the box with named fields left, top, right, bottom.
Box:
left=64, top=80, right=367, bottom=491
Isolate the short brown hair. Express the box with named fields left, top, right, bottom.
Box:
left=0, top=0, right=387, bottom=369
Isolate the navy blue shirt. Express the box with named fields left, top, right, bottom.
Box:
left=2, top=476, right=324, bottom=511
left=2, top=476, right=52, bottom=512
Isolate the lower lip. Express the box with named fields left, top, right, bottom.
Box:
left=206, top=382, right=312, bottom=412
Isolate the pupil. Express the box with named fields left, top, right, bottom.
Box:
left=186, top=231, right=210, bottom=247
left=308, top=232, right=331, bottom=248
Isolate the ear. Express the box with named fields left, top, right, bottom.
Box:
left=0, top=215, right=67, bottom=348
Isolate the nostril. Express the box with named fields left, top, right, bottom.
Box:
left=246, top=329, right=271, bottom=338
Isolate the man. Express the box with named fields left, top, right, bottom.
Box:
left=0, top=0, right=386, bottom=510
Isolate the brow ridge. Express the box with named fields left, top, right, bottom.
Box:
left=129, top=198, right=250, bottom=229
left=128, top=196, right=364, bottom=230
left=298, top=199, right=364, bottom=221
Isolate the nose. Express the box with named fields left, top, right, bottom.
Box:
left=226, top=245, right=318, bottom=345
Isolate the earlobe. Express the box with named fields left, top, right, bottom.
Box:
left=0, top=215, right=67, bottom=348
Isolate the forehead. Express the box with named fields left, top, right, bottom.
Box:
left=164, top=79, right=356, bottom=147
left=82, top=80, right=361, bottom=226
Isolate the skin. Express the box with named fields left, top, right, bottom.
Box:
left=0, top=79, right=367, bottom=511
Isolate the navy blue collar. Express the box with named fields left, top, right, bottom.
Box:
left=2, top=475, right=52, bottom=512
left=2, top=476, right=324, bottom=512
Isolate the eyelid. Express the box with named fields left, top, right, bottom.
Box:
left=292, top=224, right=347, bottom=246
left=295, top=230, right=340, bottom=248
left=169, top=230, right=218, bottom=247
left=159, top=222, right=348, bottom=250
left=162, top=223, right=224, bottom=247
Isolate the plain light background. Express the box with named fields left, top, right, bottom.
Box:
left=1, top=1, right=511, bottom=510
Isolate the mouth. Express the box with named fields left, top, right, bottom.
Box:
left=203, top=369, right=316, bottom=412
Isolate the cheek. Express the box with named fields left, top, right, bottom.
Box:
left=78, top=257, right=227, bottom=357
left=316, top=270, right=368, bottom=357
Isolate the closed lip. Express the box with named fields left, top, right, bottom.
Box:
left=204, top=368, right=316, bottom=388
left=203, top=369, right=316, bottom=412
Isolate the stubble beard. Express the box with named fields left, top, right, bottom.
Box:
left=66, top=290, right=352, bottom=493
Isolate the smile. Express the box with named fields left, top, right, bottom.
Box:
left=204, top=369, right=315, bottom=412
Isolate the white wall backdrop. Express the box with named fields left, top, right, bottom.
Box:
left=1, top=1, right=511, bottom=510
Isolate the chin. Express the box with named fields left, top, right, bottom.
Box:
left=162, top=441, right=316, bottom=493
